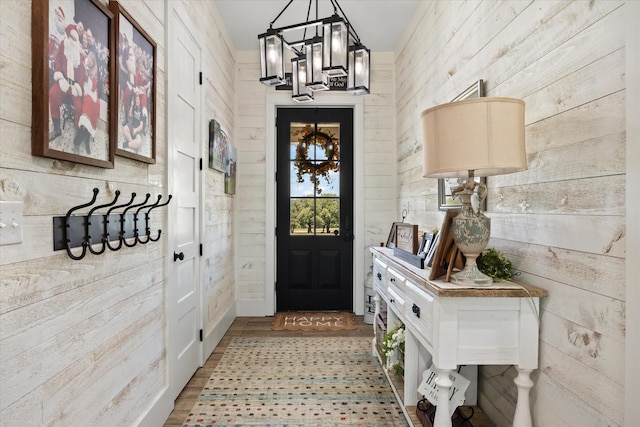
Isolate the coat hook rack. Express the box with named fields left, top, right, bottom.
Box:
left=53, top=188, right=173, bottom=260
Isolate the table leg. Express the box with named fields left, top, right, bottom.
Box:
left=433, top=368, right=453, bottom=427
left=513, top=367, right=533, bottom=427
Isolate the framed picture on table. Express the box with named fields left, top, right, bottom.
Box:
left=32, top=0, right=116, bottom=168
left=110, top=1, right=156, bottom=164
left=395, top=223, right=419, bottom=254
left=429, top=209, right=465, bottom=281
left=385, top=222, right=403, bottom=249
left=418, top=232, right=434, bottom=258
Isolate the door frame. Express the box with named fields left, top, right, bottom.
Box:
left=260, top=93, right=365, bottom=317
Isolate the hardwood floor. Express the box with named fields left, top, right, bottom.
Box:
left=162, top=315, right=374, bottom=427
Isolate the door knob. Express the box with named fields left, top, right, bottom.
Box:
left=173, top=251, right=184, bottom=262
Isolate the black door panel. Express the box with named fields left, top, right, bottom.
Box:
left=276, top=108, right=353, bottom=311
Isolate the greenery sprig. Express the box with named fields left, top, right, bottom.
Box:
left=477, top=248, right=517, bottom=281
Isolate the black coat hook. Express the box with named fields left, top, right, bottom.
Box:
left=147, top=194, right=172, bottom=242
left=121, top=193, right=150, bottom=248
left=86, top=190, right=121, bottom=255
left=105, top=192, right=137, bottom=251
left=64, top=188, right=99, bottom=261
left=136, top=195, right=162, bottom=244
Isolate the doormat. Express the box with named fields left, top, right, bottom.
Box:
left=271, top=312, right=358, bottom=331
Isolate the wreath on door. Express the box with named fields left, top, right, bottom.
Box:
left=294, top=124, right=340, bottom=194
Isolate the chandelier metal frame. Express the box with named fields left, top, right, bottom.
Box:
left=258, top=0, right=370, bottom=103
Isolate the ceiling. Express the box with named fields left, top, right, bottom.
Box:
left=214, top=0, right=422, bottom=52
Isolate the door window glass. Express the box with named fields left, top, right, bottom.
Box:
left=289, top=122, right=340, bottom=235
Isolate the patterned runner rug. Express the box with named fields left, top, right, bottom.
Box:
left=271, top=312, right=358, bottom=331
left=182, top=336, right=408, bottom=426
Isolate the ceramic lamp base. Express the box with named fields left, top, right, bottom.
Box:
left=450, top=260, right=493, bottom=286
left=450, top=182, right=493, bottom=287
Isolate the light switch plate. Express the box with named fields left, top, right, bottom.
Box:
left=0, top=201, right=24, bottom=245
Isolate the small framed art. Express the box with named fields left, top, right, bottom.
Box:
left=209, top=119, right=229, bottom=172
left=418, top=232, right=434, bottom=258
left=385, top=222, right=403, bottom=249
left=429, top=209, right=464, bottom=281
left=395, top=223, right=419, bottom=254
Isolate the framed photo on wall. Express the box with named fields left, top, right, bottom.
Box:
left=224, top=143, right=237, bottom=195
left=110, top=1, right=157, bottom=164
left=32, top=0, right=116, bottom=168
left=438, top=79, right=486, bottom=210
left=209, top=119, right=229, bottom=173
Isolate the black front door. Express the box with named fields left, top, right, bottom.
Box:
left=276, top=108, right=354, bottom=311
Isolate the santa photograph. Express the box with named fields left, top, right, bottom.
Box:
left=47, top=0, right=110, bottom=161
left=116, top=13, right=154, bottom=159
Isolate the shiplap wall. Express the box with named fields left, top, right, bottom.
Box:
left=0, top=1, right=235, bottom=424
left=233, top=50, right=398, bottom=311
left=395, top=1, right=626, bottom=426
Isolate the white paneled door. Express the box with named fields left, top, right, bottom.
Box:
left=167, top=8, right=202, bottom=399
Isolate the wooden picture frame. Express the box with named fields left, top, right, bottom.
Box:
left=110, top=1, right=156, bottom=164
left=418, top=232, right=434, bottom=257
left=429, top=209, right=464, bottom=281
left=395, top=223, right=419, bottom=254
left=438, top=79, right=487, bottom=210
left=424, top=232, right=440, bottom=268
left=209, top=119, right=229, bottom=172
left=32, top=0, right=116, bottom=168
left=224, top=143, right=237, bottom=195
left=385, top=222, right=403, bottom=249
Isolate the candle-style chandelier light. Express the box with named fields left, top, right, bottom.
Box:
left=258, top=0, right=370, bottom=103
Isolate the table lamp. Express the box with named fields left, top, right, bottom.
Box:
left=421, top=97, right=527, bottom=286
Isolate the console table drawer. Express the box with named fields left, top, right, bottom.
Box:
left=387, top=268, right=406, bottom=309
left=404, top=280, right=434, bottom=345
left=387, top=285, right=405, bottom=313
left=387, top=268, right=405, bottom=288
left=373, top=258, right=387, bottom=294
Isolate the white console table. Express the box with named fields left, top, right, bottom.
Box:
left=370, top=247, right=547, bottom=427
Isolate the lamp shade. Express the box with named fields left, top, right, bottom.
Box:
left=421, top=97, right=527, bottom=179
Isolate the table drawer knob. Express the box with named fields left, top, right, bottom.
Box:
left=412, top=303, right=421, bottom=318
left=377, top=272, right=382, bottom=280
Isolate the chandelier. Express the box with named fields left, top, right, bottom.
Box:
left=258, top=0, right=370, bottom=103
